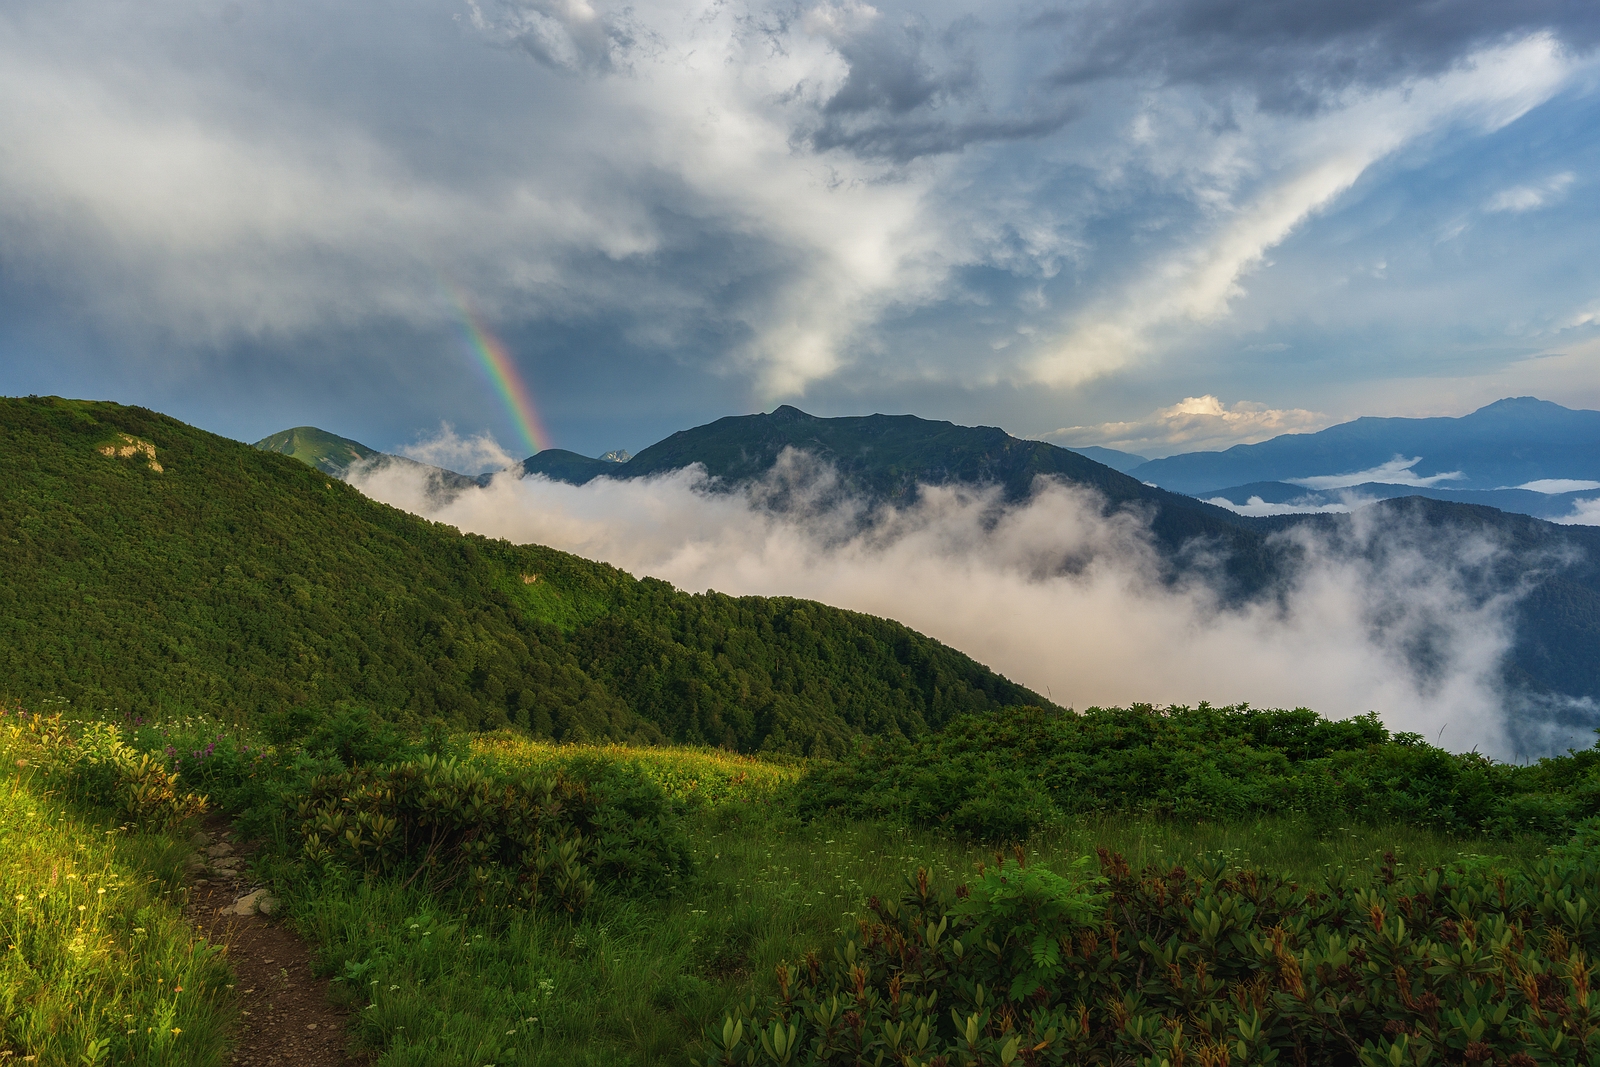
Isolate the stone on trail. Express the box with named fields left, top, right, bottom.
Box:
left=230, top=889, right=279, bottom=916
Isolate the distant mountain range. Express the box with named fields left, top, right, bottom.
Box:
left=1064, top=445, right=1148, bottom=474
left=1123, top=398, right=1600, bottom=523
left=260, top=403, right=1600, bottom=738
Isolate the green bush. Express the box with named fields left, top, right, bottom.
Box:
left=8, top=712, right=208, bottom=830
left=293, top=755, right=692, bottom=912
left=795, top=705, right=1600, bottom=842
left=706, top=848, right=1600, bottom=1066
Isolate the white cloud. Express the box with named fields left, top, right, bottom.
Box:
left=1043, top=395, right=1332, bottom=456
left=350, top=453, right=1554, bottom=756
left=1204, top=495, right=1355, bottom=517
left=1029, top=34, right=1580, bottom=386
left=1516, top=478, right=1600, bottom=494
left=395, top=424, right=516, bottom=474
left=1556, top=497, right=1600, bottom=526
left=1289, top=456, right=1466, bottom=491
left=1485, top=171, right=1576, bottom=213
left=0, top=0, right=1590, bottom=405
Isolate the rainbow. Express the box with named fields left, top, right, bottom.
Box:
left=445, top=284, right=553, bottom=456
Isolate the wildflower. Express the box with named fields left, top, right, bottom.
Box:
left=171, top=1028, right=182, bottom=1036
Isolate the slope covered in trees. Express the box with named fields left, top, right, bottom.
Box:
left=0, top=397, right=1040, bottom=754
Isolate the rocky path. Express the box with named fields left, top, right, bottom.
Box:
left=182, top=823, right=365, bottom=1066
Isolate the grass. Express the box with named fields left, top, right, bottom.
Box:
left=0, top=713, right=1560, bottom=1066
left=0, top=716, right=233, bottom=1066
left=470, top=733, right=802, bottom=809
left=284, top=740, right=1550, bottom=1067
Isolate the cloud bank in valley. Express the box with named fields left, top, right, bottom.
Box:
left=349, top=451, right=1581, bottom=758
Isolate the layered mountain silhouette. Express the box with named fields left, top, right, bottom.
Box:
left=1126, top=399, right=1600, bottom=516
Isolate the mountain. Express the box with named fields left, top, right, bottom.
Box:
left=519, top=448, right=619, bottom=484
left=499, top=405, right=1600, bottom=725
left=254, top=425, right=378, bottom=476
left=1130, top=397, right=1600, bottom=497
left=2, top=397, right=1042, bottom=755
left=1064, top=445, right=1149, bottom=473
left=255, top=425, right=481, bottom=492
left=522, top=405, right=1292, bottom=597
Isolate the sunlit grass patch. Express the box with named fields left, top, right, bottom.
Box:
left=471, top=734, right=802, bottom=809
left=1, top=709, right=232, bottom=1066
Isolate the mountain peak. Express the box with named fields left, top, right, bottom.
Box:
left=768, top=404, right=815, bottom=422
left=1471, top=396, right=1570, bottom=416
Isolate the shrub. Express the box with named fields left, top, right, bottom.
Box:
left=293, top=755, right=692, bottom=912
left=705, top=848, right=1600, bottom=1066
left=795, top=705, right=1600, bottom=842
left=2, top=711, right=207, bottom=829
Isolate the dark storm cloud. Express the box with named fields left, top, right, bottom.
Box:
left=794, top=9, right=1076, bottom=161
left=1040, top=0, right=1600, bottom=112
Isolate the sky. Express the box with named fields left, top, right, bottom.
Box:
left=3, top=0, right=1600, bottom=464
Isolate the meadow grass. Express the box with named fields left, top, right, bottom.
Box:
left=470, top=733, right=801, bottom=809
left=0, top=732, right=233, bottom=1065
left=288, top=740, right=1550, bottom=1067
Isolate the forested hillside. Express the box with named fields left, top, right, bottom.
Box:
left=0, top=397, right=1039, bottom=753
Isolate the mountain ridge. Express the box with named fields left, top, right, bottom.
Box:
left=3, top=396, right=1043, bottom=755
left=1127, top=397, right=1600, bottom=496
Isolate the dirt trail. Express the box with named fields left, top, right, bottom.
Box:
left=182, top=821, right=365, bottom=1066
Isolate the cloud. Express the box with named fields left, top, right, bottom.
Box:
left=1518, top=478, right=1600, bottom=494
left=1028, top=33, right=1582, bottom=386
left=1288, top=456, right=1466, bottom=491
left=395, top=424, right=517, bottom=475
left=800, top=1, right=1079, bottom=162
left=348, top=452, right=1585, bottom=757
left=1, top=0, right=1595, bottom=420
left=465, top=0, right=641, bottom=74
left=1485, top=171, right=1576, bottom=213
left=1042, top=395, right=1331, bottom=455
left=1204, top=495, right=1355, bottom=517
left=1041, top=0, right=1600, bottom=111
left=1556, top=497, right=1600, bottom=526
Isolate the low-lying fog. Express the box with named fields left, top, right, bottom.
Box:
left=353, top=450, right=1596, bottom=759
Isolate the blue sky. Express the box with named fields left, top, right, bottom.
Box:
left=2, top=0, right=1598, bottom=465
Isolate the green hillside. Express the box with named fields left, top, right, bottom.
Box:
left=0, top=397, right=1041, bottom=754
left=253, top=424, right=379, bottom=476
